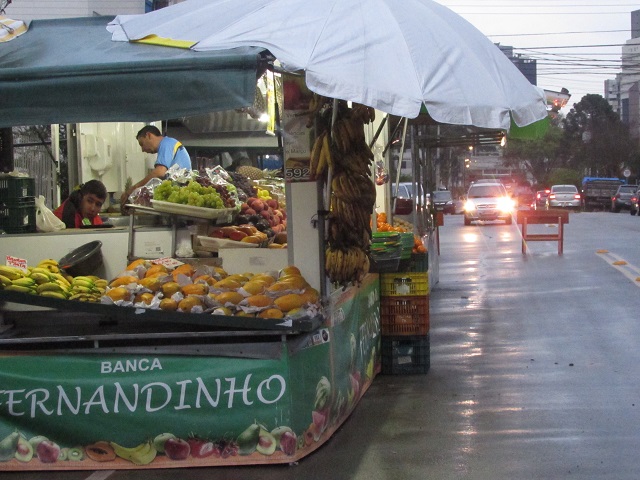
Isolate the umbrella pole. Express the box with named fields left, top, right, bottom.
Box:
left=391, top=117, right=409, bottom=216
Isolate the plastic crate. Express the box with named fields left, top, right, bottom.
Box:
left=0, top=176, right=35, bottom=202
left=0, top=201, right=36, bottom=233
left=380, top=272, right=429, bottom=296
left=409, top=253, right=428, bottom=272
left=380, top=295, right=429, bottom=335
left=381, top=334, right=430, bottom=374
left=369, top=254, right=401, bottom=273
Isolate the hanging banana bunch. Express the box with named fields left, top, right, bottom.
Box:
left=308, top=102, right=377, bottom=287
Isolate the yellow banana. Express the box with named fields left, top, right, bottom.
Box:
left=0, top=266, right=25, bottom=281
left=72, top=278, right=96, bottom=289
left=29, top=272, right=52, bottom=284
left=36, top=282, right=67, bottom=294
left=5, top=285, right=36, bottom=294
left=39, top=290, right=68, bottom=300
left=37, top=259, right=58, bottom=266
left=52, top=273, right=71, bottom=287
left=110, top=441, right=156, bottom=465
left=0, top=275, right=11, bottom=287
left=94, top=279, right=108, bottom=289
left=12, top=277, right=36, bottom=288
left=70, top=285, right=98, bottom=294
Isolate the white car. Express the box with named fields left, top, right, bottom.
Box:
left=463, top=181, right=514, bottom=225
left=547, top=184, right=581, bottom=209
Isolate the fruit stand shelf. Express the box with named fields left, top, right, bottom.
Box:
left=0, top=289, right=323, bottom=347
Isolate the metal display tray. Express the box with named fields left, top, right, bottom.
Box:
left=150, top=200, right=237, bottom=223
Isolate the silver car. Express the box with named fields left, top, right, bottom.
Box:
left=547, top=184, right=581, bottom=209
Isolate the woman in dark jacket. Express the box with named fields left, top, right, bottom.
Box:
left=53, top=180, right=107, bottom=228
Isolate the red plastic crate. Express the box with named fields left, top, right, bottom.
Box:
left=380, top=295, right=429, bottom=335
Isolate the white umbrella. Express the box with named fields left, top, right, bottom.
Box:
left=109, top=0, right=548, bottom=130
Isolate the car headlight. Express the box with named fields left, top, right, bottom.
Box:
left=497, top=197, right=515, bottom=213
left=464, top=200, right=476, bottom=212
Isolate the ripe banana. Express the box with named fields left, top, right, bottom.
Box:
left=29, top=272, right=52, bottom=285
left=0, top=266, right=25, bottom=281
left=36, top=282, right=67, bottom=295
left=5, top=285, right=36, bottom=294
left=71, top=278, right=96, bottom=289
left=0, top=275, right=11, bottom=287
left=39, top=290, right=68, bottom=300
left=110, top=440, right=157, bottom=465
left=12, top=277, right=36, bottom=288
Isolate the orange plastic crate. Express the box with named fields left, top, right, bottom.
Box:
left=380, top=295, right=429, bottom=335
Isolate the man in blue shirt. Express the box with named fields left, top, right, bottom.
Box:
left=120, top=125, right=192, bottom=206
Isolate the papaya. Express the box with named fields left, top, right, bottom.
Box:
left=246, top=294, right=273, bottom=308
left=274, top=293, right=306, bottom=312
left=109, top=275, right=138, bottom=288
left=145, top=264, right=168, bottom=278
left=181, top=283, right=209, bottom=296
left=178, top=295, right=203, bottom=312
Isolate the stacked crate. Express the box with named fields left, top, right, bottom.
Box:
left=380, top=252, right=430, bottom=374
left=0, top=176, right=36, bottom=234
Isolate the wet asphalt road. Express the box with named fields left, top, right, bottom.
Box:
left=3, top=210, right=640, bottom=479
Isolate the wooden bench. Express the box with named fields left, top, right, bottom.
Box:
left=516, top=209, right=569, bottom=255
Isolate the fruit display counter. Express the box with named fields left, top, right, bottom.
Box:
left=0, top=258, right=380, bottom=471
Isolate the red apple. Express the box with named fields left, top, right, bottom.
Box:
left=280, top=431, right=297, bottom=456
left=163, top=437, right=190, bottom=460
left=36, top=440, right=60, bottom=463
left=266, top=199, right=279, bottom=210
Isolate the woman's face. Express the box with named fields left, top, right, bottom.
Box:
left=80, top=193, right=104, bottom=219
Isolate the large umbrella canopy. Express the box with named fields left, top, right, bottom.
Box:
left=108, top=0, right=548, bottom=131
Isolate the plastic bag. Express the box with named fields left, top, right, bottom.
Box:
left=35, top=195, right=66, bottom=232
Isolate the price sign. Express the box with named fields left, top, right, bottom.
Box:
left=151, top=257, right=184, bottom=269
left=6, top=255, right=27, bottom=272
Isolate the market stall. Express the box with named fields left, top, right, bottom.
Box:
left=0, top=0, right=548, bottom=470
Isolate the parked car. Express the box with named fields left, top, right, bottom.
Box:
left=534, top=189, right=550, bottom=210
left=611, top=184, right=637, bottom=212
left=547, top=184, right=581, bottom=209
left=431, top=190, right=456, bottom=214
left=631, top=187, right=640, bottom=215
left=463, top=181, right=514, bottom=225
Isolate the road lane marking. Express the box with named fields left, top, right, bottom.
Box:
left=596, top=250, right=640, bottom=285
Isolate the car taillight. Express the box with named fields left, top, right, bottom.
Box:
left=633, top=196, right=638, bottom=202
left=549, top=193, right=556, bottom=199
left=574, top=194, right=581, bottom=199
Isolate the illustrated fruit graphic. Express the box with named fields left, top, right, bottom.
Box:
left=28, top=435, right=48, bottom=451
left=256, top=428, right=277, bottom=456
left=110, top=440, right=157, bottom=465
left=85, top=441, right=116, bottom=462
left=67, top=446, right=85, bottom=461
left=187, top=437, right=217, bottom=459
left=279, top=431, right=297, bottom=456
left=14, top=435, right=34, bottom=462
left=163, top=437, right=190, bottom=460
left=236, top=423, right=261, bottom=455
left=0, top=431, right=20, bottom=461
left=152, top=433, right=176, bottom=454
left=58, top=447, right=68, bottom=461
left=36, top=439, right=61, bottom=463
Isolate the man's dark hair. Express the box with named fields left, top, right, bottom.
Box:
left=136, top=125, right=162, bottom=139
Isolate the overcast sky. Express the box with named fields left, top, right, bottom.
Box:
left=436, top=0, right=637, bottom=113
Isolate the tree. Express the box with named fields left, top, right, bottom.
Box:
left=561, top=94, right=634, bottom=177
left=502, top=115, right=563, bottom=186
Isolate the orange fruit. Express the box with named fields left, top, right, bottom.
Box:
left=106, top=286, right=130, bottom=302
left=246, top=294, right=273, bottom=308
left=274, top=293, right=306, bottom=312
left=178, top=295, right=202, bottom=312
left=159, top=298, right=178, bottom=311
left=216, top=291, right=244, bottom=305
left=161, top=281, right=181, bottom=297
left=258, top=308, right=284, bottom=319
left=145, top=264, right=168, bottom=278
left=134, top=292, right=155, bottom=305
